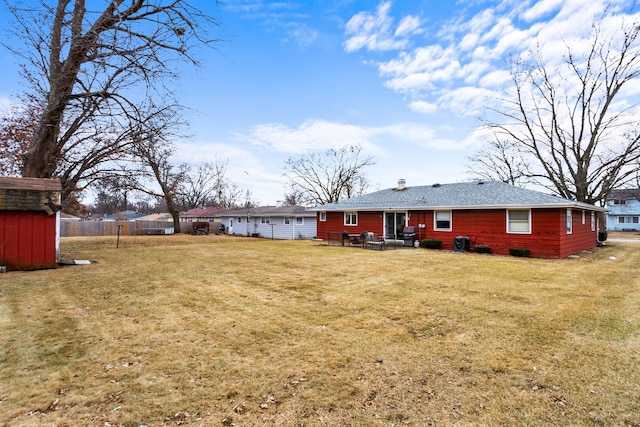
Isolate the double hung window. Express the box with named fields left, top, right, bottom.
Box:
left=434, top=210, right=451, bottom=231
left=344, top=212, right=357, bottom=226
left=507, top=209, right=531, bottom=234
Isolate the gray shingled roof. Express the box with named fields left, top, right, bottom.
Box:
left=220, top=206, right=316, bottom=217
left=312, top=181, right=606, bottom=212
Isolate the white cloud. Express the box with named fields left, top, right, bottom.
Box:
left=346, top=0, right=640, bottom=123
left=238, top=119, right=380, bottom=154
left=478, top=69, right=512, bottom=89
left=395, top=15, right=422, bottom=37
left=284, top=22, right=319, bottom=48
left=176, top=116, right=481, bottom=204
left=459, top=33, right=479, bottom=52
left=174, top=141, right=257, bottom=165
left=437, top=86, right=498, bottom=116
left=174, top=140, right=287, bottom=205
left=237, top=118, right=471, bottom=155
left=459, top=126, right=496, bottom=150
left=521, top=0, right=563, bottom=22
left=408, top=100, right=438, bottom=114
left=343, top=1, right=421, bottom=52
left=379, top=45, right=462, bottom=91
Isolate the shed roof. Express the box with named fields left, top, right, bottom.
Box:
left=312, top=181, right=607, bottom=212
left=0, top=177, right=62, bottom=214
left=0, top=176, right=62, bottom=191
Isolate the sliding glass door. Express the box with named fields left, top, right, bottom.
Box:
left=385, top=212, right=407, bottom=239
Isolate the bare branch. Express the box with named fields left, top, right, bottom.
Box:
left=1, top=0, right=221, bottom=207
left=474, top=15, right=640, bottom=206
left=283, top=145, right=375, bottom=205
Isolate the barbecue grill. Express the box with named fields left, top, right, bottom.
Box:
left=403, top=226, right=417, bottom=247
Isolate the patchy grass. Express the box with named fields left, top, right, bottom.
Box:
left=1, top=235, right=639, bottom=426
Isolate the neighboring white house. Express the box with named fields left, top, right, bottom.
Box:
left=606, top=189, right=640, bottom=231
left=219, top=206, right=317, bottom=239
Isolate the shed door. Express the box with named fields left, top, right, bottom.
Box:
left=385, top=212, right=406, bottom=239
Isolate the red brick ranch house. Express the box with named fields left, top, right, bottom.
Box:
left=312, top=180, right=607, bottom=259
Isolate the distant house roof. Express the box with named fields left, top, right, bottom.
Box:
left=181, top=207, right=226, bottom=217
left=90, top=210, right=146, bottom=221
left=607, top=189, right=640, bottom=200
left=61, top=212, right=81, bottom=220
left=136, top=212, right=174, bottom=221
left=311, top=181, right=607, bottom=212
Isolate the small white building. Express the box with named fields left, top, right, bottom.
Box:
left=219, top=206, right=317, bottom=239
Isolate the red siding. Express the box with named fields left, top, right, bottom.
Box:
left=559, top=209, right=598, bottom=258
left=317, top=211, right=384, bottom=241
left=0, top=211, right=59, bottom=270
left=317, top=207, right=599, bottom=258
left=407, top=208, right=598, bottom=258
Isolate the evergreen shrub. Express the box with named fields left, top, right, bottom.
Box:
left=474, top=245, right=491, bottom=254
left=509, top=247, right=531, bottom=257
left=421, top=239, right=442, bottom=249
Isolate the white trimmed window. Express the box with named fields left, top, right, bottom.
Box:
left=507, top=209, right=531, bottom=234
left=344, top=212, right=357, bottom=226
left=434, top=210, right=452, bottom=231
left=582, top=210, right=586, bottom=224
left=566, top=209, right=572, bottom=234
left=284, top=217, right=291, bottom=225
left=591, top=212, right=595, bottom=231
left=261, top=217, right=270, bottom=224
left=617, top=216, right=640, bottom=224
left=296, top=217, right=303, bottom=225
left=319, top=212, right=326, bottom=222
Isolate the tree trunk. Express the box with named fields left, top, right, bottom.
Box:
left=23, top=109, right=64, bottom=177
left=170, top=208, right=181, bottom=234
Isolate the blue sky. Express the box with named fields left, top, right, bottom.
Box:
left=1, top=0, right=640, bottom=205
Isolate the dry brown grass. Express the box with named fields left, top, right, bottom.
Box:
left=1, top=234, right=639, bottom=426
left=608, top=231, right=640, bottom=239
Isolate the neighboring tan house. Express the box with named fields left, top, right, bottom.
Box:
left=311, top=180, right=607, bottom=259
left=179, top=207, right=225, bottom=234
left=606, top=189, right=640, bottom=231
left=136, top=212, right=174, bottom=222
left=180, top=207, right=224, bottom=223
left=219, top=206, right=317, bottom=240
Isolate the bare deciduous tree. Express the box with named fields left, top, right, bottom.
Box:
left=176, top=158, right=254, bottom=210
left=283, top=145, right=375, bottom=205
left=3, top=0, right=220, bottom=203
left=473, top=17, right=640, bottom=206
left=467, top=137, right=531, bottom=186
left=133, top=140, right=186, bottom=234
left=282, top=190, right=306, bottom=206
left=177, top=162, right=222, bottom=210
left=0, top=99, right=40, bottom=176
